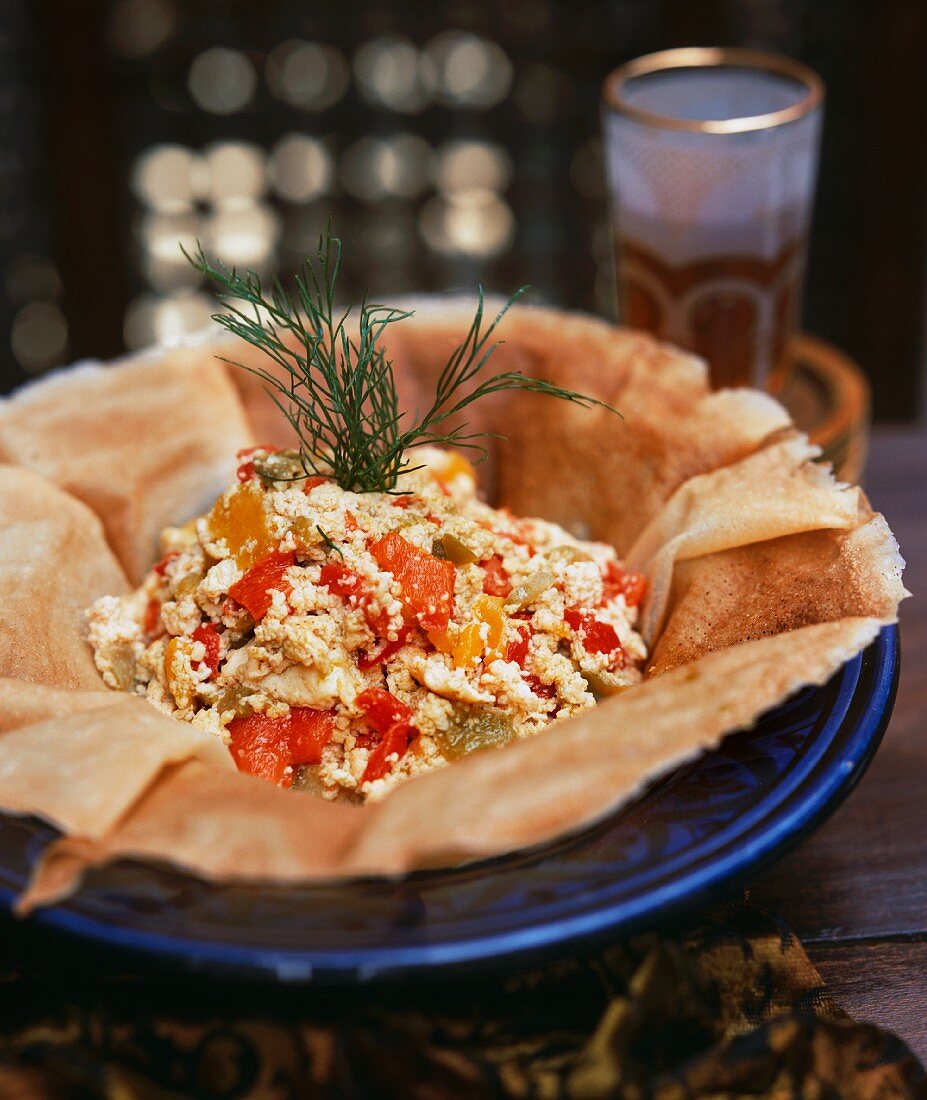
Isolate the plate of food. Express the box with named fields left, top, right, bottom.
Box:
left=0, top=234, right=906, bottom=981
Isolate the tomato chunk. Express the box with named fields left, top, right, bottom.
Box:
left=601, top=560, right=647, bottom=609
left=228, top=707, right=335, bottom=788
left=481, top=554, right=512, bottom=597
left=370, top=531, right=455, bottom=632
left=506, top=624, right=531, bottom=667
left=564, top=608, right=625, bottom=667
left=229, top=550, right=295, bottom=620
left=357, top=687, right=416, bottom=783
left=192, top=622, right=221, bottom=678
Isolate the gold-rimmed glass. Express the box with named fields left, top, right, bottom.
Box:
left=602, top=48, right=824, bottom=389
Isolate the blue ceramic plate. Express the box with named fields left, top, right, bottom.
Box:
left=0, top=625, right=898, bottom=983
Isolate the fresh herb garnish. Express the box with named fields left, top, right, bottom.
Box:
left=186, top=228, right=618, bottom=494
left=316, top=525, right=344, bottom=558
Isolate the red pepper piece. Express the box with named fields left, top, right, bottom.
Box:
left=192, top=622, right=221, bottom=678
left=357, top=624, right=412, bottom=671
left=564, top=608, right=626, bottom=667
left=370, top=531, right=455, bottom=632
left=228, top=713, right=294, bottom=787
left=524, top=674, right=557, bottom=700
left=506, top=624, right=531, bottom=667
left=288, top=707, right=336, bottom=766
left=621, top=572, right=647, bottom=608
left=357, top=687, right=416, bottom=783
left=320, top=562, right=364, bottom=600
left=321, top=563, right=394, bottom=637
left=304, top=476, right=329, bottom=491
left=228, top=707, right=335, bottom=788
left=391, top=494, right=415, bottom=509
left=143, top=597, right=162, bottom=637
left=229, top=550, right=295, bottom=621
left=152, top=551, right=179, bottom=578
left=481, top=554, right=512, bottom=597
left=601, top=560, right=647, bottom=609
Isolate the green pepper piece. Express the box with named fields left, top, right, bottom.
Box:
left=434, top=704, right=515, bottom=761
left=252, top=449, right=307, bottom=482
left=583, top=669, right=631, bottom=699
left=438, top=532, right=478, bottom=565
left=504, top=570, right=555, bottom=611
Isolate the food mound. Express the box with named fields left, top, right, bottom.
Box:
left=88, top=446, right=647, bottom=801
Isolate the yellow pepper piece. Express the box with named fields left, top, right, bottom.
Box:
left=451, top=623, right=484, bottom=668
left=427, top=627, right=454, bottom=655
left=428, top=595, right=508, bottom=668
left=473, top=595, right=506, bottom=662
left=434, top=451, right=476, bottom=489
left=207, top=481, right=275, bottom=570
left=427, top=624, right=482, bottom=667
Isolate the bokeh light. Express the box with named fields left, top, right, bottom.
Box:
left=188, top=47, right=256, bottom=115
left=435, top=140, right=513, bottom=195
left=124, top=291, right=215, bottom=349
left=340, top=134, right=433, bottom=202
left=353, top=35, right=429, bottom=113
left=108, top=0, right=176, bottom=59
left=205, top=202, right=281, bottom=270
left=269, top=134, right=333, bottom=204
left=138, top=209, right=201, bottom=290
left=131, top=143, right=198, bottom=211
left=265, top=40, right=350, bottom=112
left=419, top=189, right=515, bottom=258
left=201, top=141, right=267, bottom=206
left=421, top=31, right=513, bottom=108
left=11, top=302, right=68, bottom=373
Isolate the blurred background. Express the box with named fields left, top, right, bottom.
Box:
left=1, top=0, right=924, bottom=421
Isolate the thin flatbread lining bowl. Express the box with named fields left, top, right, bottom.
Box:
left=0, top=302, right=906, bottom=910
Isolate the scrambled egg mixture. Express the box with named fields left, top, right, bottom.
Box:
left=88, top=447, right=647, bottom=800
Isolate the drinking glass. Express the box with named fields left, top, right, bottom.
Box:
left=602, top=48, right=824, bottom=389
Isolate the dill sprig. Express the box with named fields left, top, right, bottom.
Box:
left=186, top=228, right=618, bottom=494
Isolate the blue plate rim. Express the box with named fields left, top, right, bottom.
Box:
left=0, top=624, right=899, bottom=983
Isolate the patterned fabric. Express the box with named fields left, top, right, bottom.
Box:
left=0, top=901, right=923, bottom=1099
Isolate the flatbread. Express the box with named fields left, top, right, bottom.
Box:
left=0, top=466, right=129, bottom=690
left=648, top=513, right=906, bottom=676
left=0, top=698, right=232, bottom=839
left=626, top=434, right=865, bottom=644
left=0, top=345, right=255, bottom=582
left=0, top=303, right=906, bottom=910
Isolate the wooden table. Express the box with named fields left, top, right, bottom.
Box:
left=752, top=426, right=927, bottom=1059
